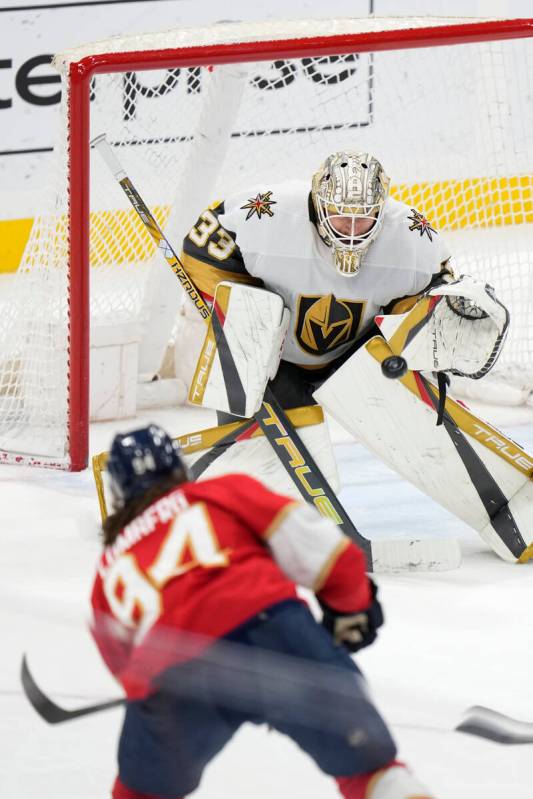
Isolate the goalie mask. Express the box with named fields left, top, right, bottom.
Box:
left=311, top=152, right=390, bottom=277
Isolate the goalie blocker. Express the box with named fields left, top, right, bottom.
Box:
left=188, top=281, right=290, bottom=418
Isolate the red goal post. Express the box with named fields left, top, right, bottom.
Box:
left=0, top=16, right=532, bottom=470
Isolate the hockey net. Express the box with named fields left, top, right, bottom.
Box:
left=0, top=16, right=531, bottom=469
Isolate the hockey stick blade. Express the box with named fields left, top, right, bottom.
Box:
left=456, top=705, right=533, bottom=745
left=21, top=655, right=125, bottom=724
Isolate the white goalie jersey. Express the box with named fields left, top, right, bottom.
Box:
left=181, top=180, right=452, bottom=367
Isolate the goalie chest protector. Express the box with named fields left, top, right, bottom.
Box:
left=218, top=182, right=451, bottom=367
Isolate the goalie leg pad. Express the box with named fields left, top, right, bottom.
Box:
left=184, top=408, right=340, bottom=501
left=313, top=336, right=533, bottom=563
left=92, top=406, right=337, bottom=522
left=188, top=281, right=289, bottom=417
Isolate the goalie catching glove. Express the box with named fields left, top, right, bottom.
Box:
left=189, top=281, right=290, bottom=417
left=376, top=274, right=509, bottom=379
left=320, top=579, right=384, bottom=653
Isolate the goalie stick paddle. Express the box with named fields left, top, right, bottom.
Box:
left=456, top=705, right=533, bottom=745
left=21, top=655, right=124, bottom=724
left=92, top=134, right=461, bottom=573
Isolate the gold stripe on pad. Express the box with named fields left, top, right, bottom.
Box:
left=214, top=282, right=232, bottom=315
left=94, top=404, right=324, bottom=467
left=518, top=544, right=533, bottom=564
left=178, top=404, right=325, bottom=454
left=92, top=405, right=324, bottom=522
left=188, top=282, right=233, bottom=406
left=387, top=296, right=434, bottom=355
left=188, top=324, right=216, bottom=406
left=387, top=295, right=420, bottom=315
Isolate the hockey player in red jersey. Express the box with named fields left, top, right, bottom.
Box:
left=91, top=424, right=437, bottom=799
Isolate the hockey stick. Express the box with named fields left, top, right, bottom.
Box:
left=456, top=705, right=533, bottom=745
left=91, top=133, right=372, bottom=565
left=21, top=655, right=124, bottom=724
left=22, top=623, right=378, bottom=729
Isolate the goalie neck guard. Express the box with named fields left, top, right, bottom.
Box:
left=311, top=151, right=390, bottom=277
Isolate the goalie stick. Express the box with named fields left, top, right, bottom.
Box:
left=21, top=655, right=124, bottom=724
left=92, top=134, right=460, bottom=573
left=456, top=705, right=533, bottom=745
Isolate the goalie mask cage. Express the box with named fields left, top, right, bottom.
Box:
left=0, top=16, right=531, bottom=470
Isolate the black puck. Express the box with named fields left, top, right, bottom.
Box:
left=381, top=355, right=408, bottom=379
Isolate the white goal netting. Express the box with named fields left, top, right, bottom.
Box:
left=0, top=17, right=532, bottom=468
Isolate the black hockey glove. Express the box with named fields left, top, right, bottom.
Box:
left=320, top=579, right=384, bottom=653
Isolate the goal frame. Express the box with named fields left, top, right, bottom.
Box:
left=13, top=17, right=533, bottom=470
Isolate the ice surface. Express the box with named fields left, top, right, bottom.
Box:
left=1, top=403, right=532, bottom=798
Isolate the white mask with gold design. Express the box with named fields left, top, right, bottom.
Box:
left=311, top=152, right=390, bottom=277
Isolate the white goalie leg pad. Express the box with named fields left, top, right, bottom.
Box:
left=189, top=281, right=290, bottom=417
left=184, top=408, right=340, bottom=499
left=314, top=336, right=533, bottom=563
left=91, top=406, right=460, bottom=570
left=92, top=407, right=338, bottom=522
left=376, top=275, right=509, bottom=378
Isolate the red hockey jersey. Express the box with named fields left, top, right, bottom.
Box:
left=91, top=474, right=370, bottom=698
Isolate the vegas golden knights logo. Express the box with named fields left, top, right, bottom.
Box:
left=296, top=294, right=365, bottom=355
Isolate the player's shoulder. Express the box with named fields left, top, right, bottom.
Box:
left=363, top=197, right=449, bottom=296
left=379, top=197, right=449, bottom=264
left=220, top=180, right=309, bottom=229
left=218, top=180, right=312, bottom=256
left=384, top=197, right=440, bottom=240
left=226, top=179, right=308, bottom=211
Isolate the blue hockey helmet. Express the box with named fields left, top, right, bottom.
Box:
left=107, top=424, right=188, bottom=507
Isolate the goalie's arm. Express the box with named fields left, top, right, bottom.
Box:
left=381, top=259, right=455, bottom=316
left=181, top=200, right=263, bottom=302
left=189, top=280, right=290, bottom=417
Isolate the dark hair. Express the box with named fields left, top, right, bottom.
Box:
left=102, top=469, right=188, bottom=547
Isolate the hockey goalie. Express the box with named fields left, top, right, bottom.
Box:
left=176, top=149, right=531, bottom=565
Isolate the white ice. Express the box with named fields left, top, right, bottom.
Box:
left=1, top=402, right=532, bottom=799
